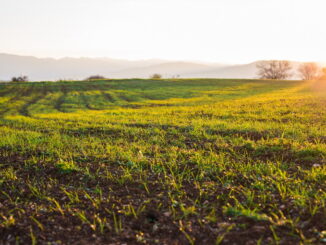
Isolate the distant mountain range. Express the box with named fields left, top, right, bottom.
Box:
left=0, top=53, right=321, bottom=81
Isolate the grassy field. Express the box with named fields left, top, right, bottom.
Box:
left=0, top=78, right=325, bottom=244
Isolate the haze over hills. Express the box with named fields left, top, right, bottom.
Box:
left=0, top=53, right=169, bottom=81
left=0, top=53, right=320, bottom=81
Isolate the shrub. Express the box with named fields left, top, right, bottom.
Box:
left=150, top=74, right=162, bottom=79
left=85, top=75, right=106, bottom=81
left=11, top=76, right=28, bottom=82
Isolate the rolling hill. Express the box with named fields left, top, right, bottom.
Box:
left=0, top=53, right=319, bottom=81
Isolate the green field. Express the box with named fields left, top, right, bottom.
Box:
left=0, top=79, right=325, bottom=244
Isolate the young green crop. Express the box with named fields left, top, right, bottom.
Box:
left=0, top=78, right=325, bottom=244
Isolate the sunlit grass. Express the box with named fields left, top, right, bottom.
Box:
left=0, top=79, right=325, bottom=244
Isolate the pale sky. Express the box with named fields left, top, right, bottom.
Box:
left=1, top=0, right=325, bottom=63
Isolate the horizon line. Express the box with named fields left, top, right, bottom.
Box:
left=1, top=52, right=325, bottom=66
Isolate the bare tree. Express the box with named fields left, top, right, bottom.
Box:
left=298, top=62, right=320, bottom=80
left=321, top=68, right=326, bottom=79
left=257, top=60, right=292, bottom=80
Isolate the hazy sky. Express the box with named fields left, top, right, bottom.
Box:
left=1, top=0, right=325, bottom=63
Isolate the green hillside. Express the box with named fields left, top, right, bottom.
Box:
left=0, top=79, right=325, bottom=244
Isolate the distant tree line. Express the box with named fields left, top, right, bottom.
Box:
left=8, top=64, right=326, bottom=82
left=257, top=60, right=324, bottom=80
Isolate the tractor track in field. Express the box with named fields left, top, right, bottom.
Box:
left=54, top=84, right=68, bottom=112
left=118, top=94, right=134, bottom=102
left=101, top=91, right=117, bottom=104
left=0, top=86, right=17, bottom=97
left=0, top=85, right=35, bottom=117
left=18, top=84, right=49, bottom=117
left=80, top=92, right=99, bottom=110
left=87, top=83, right=119, bottom=105
left=88, top=83, right=120, bottom=107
